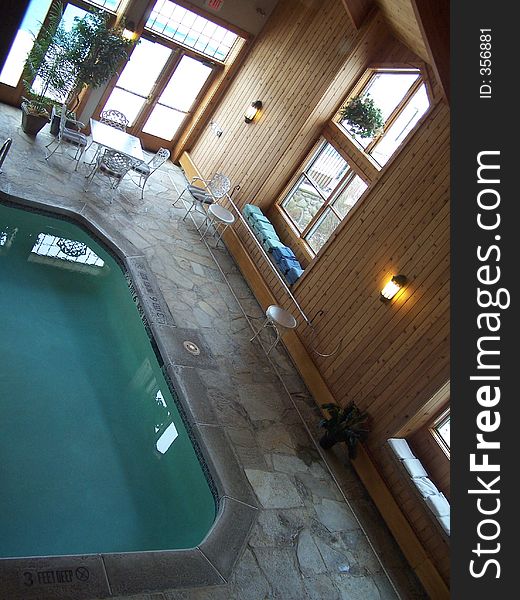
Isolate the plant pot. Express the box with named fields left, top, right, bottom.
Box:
left=21, top=103, right=50, bottom=136
left=319, top=432, right=338, bottom=450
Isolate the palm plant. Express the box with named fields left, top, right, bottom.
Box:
left=319, top=401, right=370, bottom=458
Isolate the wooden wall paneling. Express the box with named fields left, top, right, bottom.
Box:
left=294, top=188, right=448, bottom=376
left=373, top=0, right=429, bottom=63
left=295, top=141, right=449, bottom=374
left=327, top=211, right=450, bottom=397
left=295, top=102, right=449, bottom=319
left=239, top=10, right=356, bottom=202
left=367, top=308, right=449, bottom=443
left=255, top=13, right=393, bottom=204
left=190, top=0, right=345, bottom=188
left=330, top=266, right=449, bottom=432
left=190, top=0, right=393, bottom=211
left=299, top=167, right=449, bottom=375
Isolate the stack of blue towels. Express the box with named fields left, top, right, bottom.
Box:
left=243, top=204, right=304, bottom=285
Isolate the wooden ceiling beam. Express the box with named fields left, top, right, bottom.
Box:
left=410, top=0, right=450, bottom=102
left=340, top=0, right=375, bottom=29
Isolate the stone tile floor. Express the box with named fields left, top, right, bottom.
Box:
left=0, top=103, right=427, bottom=600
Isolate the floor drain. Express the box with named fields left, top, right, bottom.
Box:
left=183, top=340, right=201, bottom=356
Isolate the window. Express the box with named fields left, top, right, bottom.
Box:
left=0, top=0, right=53, bottom=87
left=145, top=0, right=239, bottom=61
left=339, top=68, right=430, bottom=167
left=281, top=141, right=367, bottom=255
left=430, top=408, right=450, bottom=457
left=85, top=0, right=121, bottom=11
left=0, top=0, right=119, bottom=89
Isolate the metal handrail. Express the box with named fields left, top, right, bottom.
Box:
left=0, top=138, right=12, bottom=173
left=222, top=186, right=342, bottom=358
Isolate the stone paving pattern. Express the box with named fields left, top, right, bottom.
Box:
left=0, top=104, right=427, bottom=600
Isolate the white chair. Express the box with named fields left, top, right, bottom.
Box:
left=250, top=305, right=298, bottom=355
left=173, top=173, right=231, bottom=220
left=84, top=149, right=137, bottom=202
left=45, top=102, right=87, bottom=170
left=130, top=147, right=170, bottom=199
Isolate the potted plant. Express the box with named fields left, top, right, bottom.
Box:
left=21, top=3, right=74, bottom=135
left=318, top=401, right=370, bottom=458
left=339, top=94, right=384, bottom=139
left=22, top=3, right=134, bottom=136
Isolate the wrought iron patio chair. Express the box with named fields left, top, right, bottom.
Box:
left=173, top=173, right=231, bottom=221
left=130, top=147, right=170, bottom=199
left=84, top=148, right=137, bottom=202
left=99, top=109, right=129, bottom=131
left=45, top=102, right=88, bottom=170
left=86, top=109, right=130, bottom=161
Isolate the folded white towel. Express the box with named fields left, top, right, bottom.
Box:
left=425, top=492, right=450, bottom=517
left=402, top=457, right=429, bottom=478
left=413, top=476, right=440, bottom=497
left=388, top=438, right=416, bottom=459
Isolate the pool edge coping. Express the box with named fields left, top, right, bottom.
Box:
left=0, top=180, right=259, bottom=599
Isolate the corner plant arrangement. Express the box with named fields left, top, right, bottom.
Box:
left=21, top=2, right=134, bottom=134
left=22, top=2, right=74, bottom=121
left=319, top=401, right=370, bottom=458
left=339, top=94, right=384, bottom=139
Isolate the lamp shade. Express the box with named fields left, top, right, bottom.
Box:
left=244, top=100, right=262, bottom=123
left=380, top=274, right=407, bottom=302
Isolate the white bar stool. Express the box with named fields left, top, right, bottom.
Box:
left=199, top=204, right=235, bottom=247
left=250, top=304, right=298, bottom=354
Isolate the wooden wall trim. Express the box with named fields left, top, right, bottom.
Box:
left=410, top=0, right=450, bottom=102
left=340, top=0, right=376, bottom=29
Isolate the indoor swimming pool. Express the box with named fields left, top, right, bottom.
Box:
left=0, top=201, right=216, bottom=559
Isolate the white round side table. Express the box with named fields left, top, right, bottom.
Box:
left=200, top=203, right=235, bottom=247
left=250, top=304, right=298, bottom=354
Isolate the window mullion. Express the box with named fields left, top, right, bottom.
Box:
left=301, top=173, right=328, bottom=203
left=301, top=168, right=353, bottom=238
left=300, top=202, right=331, bottom=238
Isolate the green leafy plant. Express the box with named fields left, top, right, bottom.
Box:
left=339, top=94, right=384, bottom=139
left=319, top=401, right=370, bottom=458
left=65, top=9, right=134, bottom=110
left=22, top=3, right=134, bottom=118
left=22, top=2, right=74, bottom=117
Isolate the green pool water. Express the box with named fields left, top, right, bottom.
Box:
left=0, top=202, right=216, bottom=558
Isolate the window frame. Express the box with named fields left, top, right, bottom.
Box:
left=276, top=64, right=432, bottom=266
left=144, top=0, right=242, bottom=64
left=337, top=66, right=431, bottom=168
left=429, top=407, right=450, bottom=458
left=279, top=138, right=369, bottom=258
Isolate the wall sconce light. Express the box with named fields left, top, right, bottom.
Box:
left=244, top=100, right=262, bottom=123
left=380, top=274, right=407, bottom=302
left=122, top=21, right=137, bottom=40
